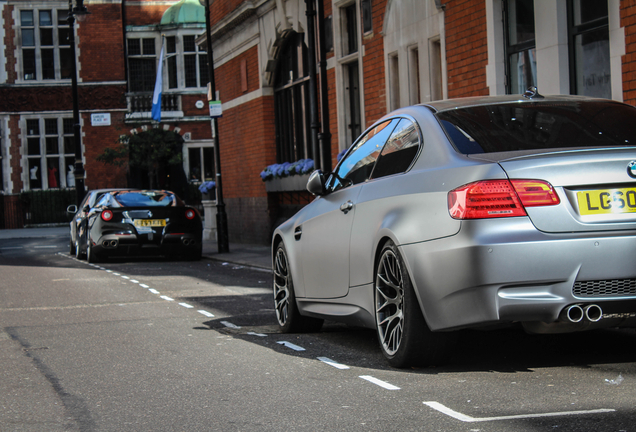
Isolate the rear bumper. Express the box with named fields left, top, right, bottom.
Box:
left=91, top=231, right=200, bottom=256
left=400, top=217, right=636, bottom=332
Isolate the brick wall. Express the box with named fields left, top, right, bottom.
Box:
left=210, top=0, right=245, bottom=27
left=622, top=2, right=636, bottom=106
left=362, top=0, right=388, bottom=129
left=125, top=2, right=168, bottom=26
left=3, top=4, right=16, bottom=84
left=78, top=4, right=125, bottom=82
left=442, top=0, right=489, bottom=98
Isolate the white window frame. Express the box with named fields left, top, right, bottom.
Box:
left=334, top=0, right=365, bottom=151
left=183, top=140, right=215, bottom=184
left=21, top=115, right=77, bottom=191
left=164, top=28, right=209, bottom=93
left=15, top=4, right=74, bottom=83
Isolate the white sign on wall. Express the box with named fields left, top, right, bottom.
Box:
left=91, top=113, right=111, bottom=126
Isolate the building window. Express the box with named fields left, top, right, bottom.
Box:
left=344, top=61, right=362, bottom=146
left=389, top=52, right=400, bottom=111
left=324, top=16, right=334, bottom=52
left=568, top=0, right=610, bottom=98
left=361, top=0, right=373, bottom=34
left=127, top=38, right=157, bottom=92
left=163, top=34, right=209, bottom=90
left=166, top=36, right=178, bottom=89
left=274, top=32, right=313, bottom=163
left=504, top=0, right=536, bottom=94
left=25, top=117, right=75, bottom=190
left=408, top=46, right=420, bottom=105
left=342, top=3, right=358, bottom=56
left=19, top=9, right=72, bottom=81
left=186, top=144, right=215, bottom=183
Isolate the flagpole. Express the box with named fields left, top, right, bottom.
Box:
left=151, top=36, right=165, bottom=122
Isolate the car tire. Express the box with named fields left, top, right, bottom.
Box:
left=273, top=242, right=323, bottom=333
left=76, top=236, right=86, bottom=260
left=70, top=237, right=76, bottom=256
left=86, top=236, right=102, bottom=264
left=374, top=240, right=454, bottom=368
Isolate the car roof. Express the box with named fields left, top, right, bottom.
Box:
left=420, top=93, right=613, bottom=113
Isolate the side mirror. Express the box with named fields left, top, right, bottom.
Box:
left=66, top=204, right=78, bottom=214
left=307, top=170, right=326, bottom=196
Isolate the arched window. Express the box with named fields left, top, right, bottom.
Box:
left=274, top=32, right=313, bottom=163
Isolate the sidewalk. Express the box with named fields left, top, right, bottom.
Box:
left=0, top=226, right=272, bottom=271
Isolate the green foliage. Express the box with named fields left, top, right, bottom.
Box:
left=96, top=128, right=184, bottom=188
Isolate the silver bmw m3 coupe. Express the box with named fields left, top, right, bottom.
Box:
left=272, top=89, right=636, bottom=368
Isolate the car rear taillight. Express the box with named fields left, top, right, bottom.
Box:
left=185, top=209, right=196, bottom=220
left=448, top=179, right=559, bottom=220
left=101, top=210, right=114, bottom=221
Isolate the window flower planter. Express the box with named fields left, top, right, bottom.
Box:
left=264, top=173, right=311, bottom=192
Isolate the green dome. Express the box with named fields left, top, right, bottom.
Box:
left=160, top=0, right=205, bottom=25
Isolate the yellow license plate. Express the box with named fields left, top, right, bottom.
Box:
left=577, top=188, right=636, bottom=215
left=134, top=219, right=166, bottom=227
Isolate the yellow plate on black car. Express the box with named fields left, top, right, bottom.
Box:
left=134, top=219, right=166, bottom=227
left=577, top=187, right=636, bottom=215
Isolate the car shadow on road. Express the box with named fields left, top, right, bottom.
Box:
left=183, top=293, right=636, bottom=374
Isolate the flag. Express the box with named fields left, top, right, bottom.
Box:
left=151, top=43, right=164, bottom=122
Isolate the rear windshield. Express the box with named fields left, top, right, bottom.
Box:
left=436, top=101, right=636, bottom=154
left=98, top=191, right=180, bottom=208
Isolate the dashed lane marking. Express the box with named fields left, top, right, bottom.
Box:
left=179, top=302, right=194, bottom=309
left=317, top=357, right=350, bottom=370
left=221, top=321, right=241, bottom=329
left=277, top=341, right=305, bottom=351
left=359, top=375, right=400, bottom=390
left=423, top=401, right=615, bottom=423
left=198, top=310, right=215, bottom=318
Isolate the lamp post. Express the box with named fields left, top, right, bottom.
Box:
left=67, top=0, right=89, bottom=206
left=200, top=0, right=229, bottom=253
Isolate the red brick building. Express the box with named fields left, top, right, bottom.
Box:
left=2, top=0, right=635, bottom=245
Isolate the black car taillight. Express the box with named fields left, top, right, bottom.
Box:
left=101, top=210, right=114, bottom=221
left=185, top=209, right=196, bottom=220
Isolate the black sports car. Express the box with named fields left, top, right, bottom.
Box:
left=68, top=189, right=202, bottom=263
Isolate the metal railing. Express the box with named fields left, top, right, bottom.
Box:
left=126, top=93, right=181, bottom=116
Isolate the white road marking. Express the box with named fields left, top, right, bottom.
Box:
left=34, top=246, right=59, bottom=248
left=179, top=302, right=193, bottom=308
left=277, top=341, right=305, bottom=351
left=113, top=273, right=120, bottom=276
left=359, top=376, right=400, bottom=390
left=246, top=332, right=267, bottom=337
left=149, top=289, right=160, bottom=294
left=130, top=280, right=139, bottom=284
left=121, top=276, right=130, bottom=280
left=317, top=357, right=350, bottom=370
left=139, top=284, right=149, bottom=288
left=221, top=321, right=241, bottom=329
left=160, top=295, right=174, bottom=301
left=198, top=310, right=214, bottom=317
left=1, top=247, right=23, bottom=250
left=423, top=402, right=615, bottom=423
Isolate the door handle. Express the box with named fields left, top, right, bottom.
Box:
left=340, top=200, right=354, bottom=214
left=294, top=226, right=302, bottom=241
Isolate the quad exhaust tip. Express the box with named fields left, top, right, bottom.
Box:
left=102, top=240, right=118, bottom=248
left=182, top=238, right=195, bottom=246
left=563, top=304, right=603, bottom=323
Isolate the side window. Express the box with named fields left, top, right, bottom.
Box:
left=371, top=118, right=420, bottom=179
left=329, top=119, right=399, bottom=191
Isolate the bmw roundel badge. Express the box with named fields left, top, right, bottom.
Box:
left=629, top=161, right=636, bottom=179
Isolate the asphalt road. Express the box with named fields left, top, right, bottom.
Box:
left=1, top=233, right=636, bottom=431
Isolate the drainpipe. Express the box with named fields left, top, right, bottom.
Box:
left=316, top=0, right=331, bottom=172
left=304, top=0, right=320, bottom=170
